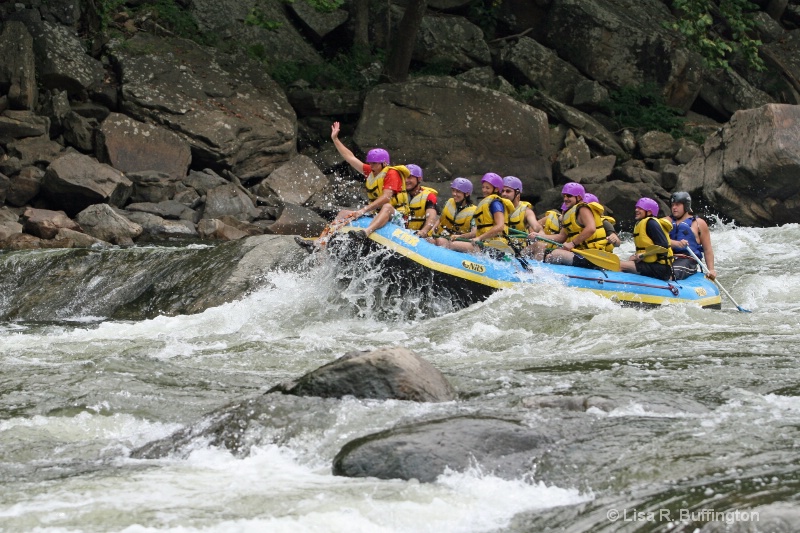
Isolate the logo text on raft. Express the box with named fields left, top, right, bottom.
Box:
left=462, top=260, right=486, bottom=273
left=392, top=229, right=420, bottom=246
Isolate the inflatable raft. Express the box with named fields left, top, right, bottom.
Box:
left=326, top=217, right=721, bottom=310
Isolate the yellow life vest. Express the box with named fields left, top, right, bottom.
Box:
left=474, top=194, right=514, bottom=238
left=406, top=185, right=438, bottom=231
left=438, top=198, right=476, bottom=234
left=508, top=201, right=533, bottom=232
left=634, top=217, right=674, bottom=265
left=561, top=201, right=608, bottom=250
left=540, top=209, right=562, bottom=250
left=364, top=165, right=410, bottom=214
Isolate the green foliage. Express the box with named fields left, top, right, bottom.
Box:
left=148, top=0, right=203, bottom=40
left=669, top=0, right=765, bottom=71
left=245, top=8, right=283, bottom=31
left=468, top=0, right=503, bottom=37
left=295, top=0, right=346, bottom=13
left=411, top=59, right=456, bottom=77
left=514, top=85, right=540, bottom=104
left=600, top=84, right=686, bottom=138
left=93, top=0, right=127, bottom=33
left=269, top=48, right=384, bottom=91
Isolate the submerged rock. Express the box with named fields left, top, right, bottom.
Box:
left=333, top=416, right=553, bottom=482
left=271, top=347, right=457, bottom=402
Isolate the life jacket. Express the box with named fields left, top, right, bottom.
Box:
left=561, top=202, right=607, bottom=250
left=508, top=201, right=533, bottom=232
left=438, top=198, right=476, bottom=234
left=601, top=214, right=617, bottom=252
left=365, top=165, right=410, bottom=214
left=406, top=185, right=438, bottom=231
left=669, top=216, right=703, bottom=260
left=634, top=217, right=674, bottom=265
left=542, top=209, right=561, bottom=235
left=474, top=194, right=514, bottom=238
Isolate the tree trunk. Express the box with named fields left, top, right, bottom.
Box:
left=766, top=0, right=788, bottom=21
left=351, top=0, right=370, bottom=50
left=381, top=0, right=428, bottom=84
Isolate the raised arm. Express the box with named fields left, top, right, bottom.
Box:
left=331, top=121, right=364, bottom=173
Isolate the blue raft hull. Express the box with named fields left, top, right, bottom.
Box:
left=328, top=218, right=721, bottom=310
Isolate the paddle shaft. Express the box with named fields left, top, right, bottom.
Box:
left=685, top=247, right=750, bottom=312
left=523, top=233, right=620, bottom=272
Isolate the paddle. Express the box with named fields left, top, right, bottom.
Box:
left=685, top=247, right=751, bottom=313
left=640, top=245, right=669, bottom=259
left=316, top=211, right=362, bottom=247
left=515, top=231, right=621, bottom=272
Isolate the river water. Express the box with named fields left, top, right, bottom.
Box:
left=1, top=223, right=799, bottom=532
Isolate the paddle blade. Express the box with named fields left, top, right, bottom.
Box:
left=573, top=248, right=621, bottom=271
left=641, top=245, right=669, bottom=258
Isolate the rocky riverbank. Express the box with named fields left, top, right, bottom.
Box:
left=2, top=0, right=800, bottom=250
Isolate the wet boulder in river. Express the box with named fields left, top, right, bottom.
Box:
left=271, top=347, right=456, bottom=402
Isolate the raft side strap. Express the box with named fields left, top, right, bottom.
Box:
left=566, top=274, right=677, bottom=292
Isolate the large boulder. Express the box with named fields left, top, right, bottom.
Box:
left=27, top=20, right=105, bottom=98
left=0, top=110, right=49, bottom=144
left=109, top=33, right=297, bottom=180
left=261, top=155, right=328, bottom=205
left=545, top=0, right=703, bottom=111
left=97, top=113, right=191, bottom=180
left=203, top=183, right=259, bottom=221
left=265, top=203, right=327, bottom=237
left=41, top=152, right=132, bottom=216
left=698, top=68, right=774, bottom=119
left=499, top=36, right=590, bottom=104
left=677, top=104, right=800, bottom=226
left=411, top=11, right=492, bottom=70
left=333, top=416, right=553, bottom=482
left=21, top=207, right=82, bottom=239
left=353, top=76, right=552, bottom=193
left=271, top=347, right=457, bottom=402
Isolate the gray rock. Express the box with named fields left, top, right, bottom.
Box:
left=127, top=171, right=180, bottom=204
left=410, top=10, right=492, bottom=70
left=677, top=103, right=800, bottom=226
left=21, top=207, right=82, bottom=239
left=54, top=227, right=109, bottom=248
left=455, top=67, right=516, bottom=96
left=554, top=130, right=591, bottom=178
left=287, top=89, right=364, bottom=118
left=98, top=113, right=191, bottom=180
left=287, top=0, right=348, bottom=42
left=545, top=0, right=703, bottom=111
left=75, top=203, right=143, bottom=245
left=42, top=152, right=132, bottom=216
left=563, top=155, right=616, bottom=185
left=586, top=180, right=670, bottom=231
left=203, top=184, right=259, bottom=221
left=262, top=155, right=328, bottom=206
left=499, top=36, right=589, bottom=103
left=699, top=68, right=774, bottom=119
left=123, top=211, right=198, bottom=239
left=272, top=347, right=456, bottom=402
left=751, top=11, right=786, bottom=43
left=62, top=111, right=96, bottom=153
left=5, top=135, right=64, bottom=168
left=197, top=218, right=249, bottom=241
left=28, top=20, right=105, bottom=98
left=637, top=130, right=678, bottom=159
left=109, top=33, right=296, bottom=180
left=333, top=417, right=552, bottom=482
left=265, top=202, right=328, bottom=237
left=126, top=200, right=194, bottom=221
left=183, top=169, right=228, bottom=197
left=674, top=138, right=702, bottom=165
left=572, top=80, right=609, bottom=110
left=0, top=172, right=8, bottom=205
left=353, top=76, right=552, bottom=193
left=0, top=110, right=49, bottom=144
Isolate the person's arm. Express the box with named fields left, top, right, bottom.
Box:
left=563, top=206, right=596, bottom=251
left=418, top=207, right=438, bottom=236
left=356, top=189, right=394, bottom=216
left=696, top=218, right=716, bottom=280
left=646, top=218, right=670, bottom=248
left=331, top=121, right=364, bottom=173
left=602, top=219, right=620, bottom=247
left=476, top=209, right=505, bottom=241
left=525, top=207, right=542, bottom=233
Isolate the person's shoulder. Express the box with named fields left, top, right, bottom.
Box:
left=693, top=216, right=710, bottom=229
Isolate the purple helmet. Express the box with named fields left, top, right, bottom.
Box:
left=503, top=176, right=523, bottom=192
left=481, top=172, right=504, bottom=191
left=635, top=197, right=660, bottom=216
left=561, top=182, right=585, bottom=198
left=451, top=177, right=473, bottom=195
left=366, top=148, right=390, bottom=165
left=406, top=164, right=423, bottom=179
left=583, top=193, right=599, bottom=204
